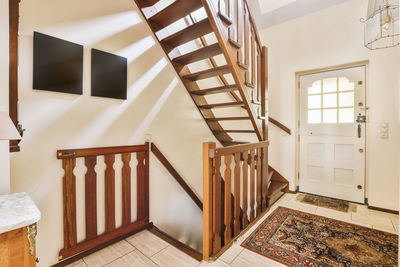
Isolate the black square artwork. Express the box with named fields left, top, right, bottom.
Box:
left=91, top=49, right=127, bottom=100
left=33, top=32, right=83, bottom=95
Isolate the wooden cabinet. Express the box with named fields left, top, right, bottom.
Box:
left=0, top=224, right=37, bottom=267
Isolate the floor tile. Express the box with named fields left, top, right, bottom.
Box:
left=198, top=260, right=231, bottom=267
left=218, top=244, right=244, bottom=264
left=83, top=240, right=134, bottom=267
left=315, top=207, right=351, bottom=221
left=372, top=225, right=398, bottom=235
left=126, top=230, right=169, bottom=257
left=105, top=250, right=157, bottom=267
left=151, top=245, right=200, bottom=267
left=66, top=259, right=88, bottom=267
left=231, top=249, right=284, bottom=267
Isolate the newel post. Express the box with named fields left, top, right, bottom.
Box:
left=203, top=142, right=216, bottom=261
left=261, top=46, right=269, bottom=210
left=261, top=46, right=268, bottom=141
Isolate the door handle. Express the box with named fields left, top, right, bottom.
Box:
left=358, top=124, right=361, bottom=138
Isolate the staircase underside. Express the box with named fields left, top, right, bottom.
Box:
left=134, top=0, right=264, bottom=146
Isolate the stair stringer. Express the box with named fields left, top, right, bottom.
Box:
left=200, top=0, right=264, bottom=141
left=133, top=1, right=235, bottom=145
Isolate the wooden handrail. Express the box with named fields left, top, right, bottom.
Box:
left=150, top=143, right=203, bottom=211
left=213, top=141, right=269, bottom=156
left=268, top=117, right=291, bottom=135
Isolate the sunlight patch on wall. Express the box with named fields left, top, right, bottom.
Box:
left=130, top=78, right=179, bottom=144
left=31, top=11, right=142, bottom=46
left=119, top=36, right=155, bottom=63
left=127, top=58, right=168, bottom=103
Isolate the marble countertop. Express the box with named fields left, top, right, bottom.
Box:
left=0, top=192, right=41, bottom=234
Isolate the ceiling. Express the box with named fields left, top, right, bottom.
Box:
left=248, top=0, right=352, bottom=29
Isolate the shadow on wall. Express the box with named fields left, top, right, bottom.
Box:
left=11, top=0, right=210, bottom=265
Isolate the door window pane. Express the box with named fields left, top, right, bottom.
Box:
left=323, top=94, right=337, bottom=108
left=308, top=110, right=321, bottom=124
left=323, top=78, right=337, bottom=93
left=323, top=109, right=337, bottom=123
left=339, top=77, right=355, bottom=91
left=339, top=108, right=354, bottom=123
left=308, top=81, right=321, bottom=94
left=339, top=92, right=354, bottom=107
left=308, top=95, right=321, bottom=109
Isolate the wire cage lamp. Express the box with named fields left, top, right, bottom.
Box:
left=361, top=0, right=399, bottom=49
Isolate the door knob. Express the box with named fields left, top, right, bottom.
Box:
left=357, top=185, right=363, bottom=189
left=359, top=148, right=364, bottom=153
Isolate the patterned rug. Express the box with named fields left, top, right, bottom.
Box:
left=296, top=193, right=357, bottom=213
left=242, top=207, right=398, bottom=266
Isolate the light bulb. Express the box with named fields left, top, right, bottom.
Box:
left=383, top=8, right=392, bottom=32
left=383, top=22, right=391, bottom=31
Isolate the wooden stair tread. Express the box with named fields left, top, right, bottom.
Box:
left=199, top=102, right=243, bottom=109
left=161, top=18, right=213, bottom=48
left=191, top=85, right=237, bottom=95
left=149, top=0, right=203, bottom=32
left=206, top=117, right=250, bottom=121
left=136, top=0, right=159, bottom=8
left=268, top=181, right=288, bottom=198
left=183, top=65, right=230, bottom=81
left=173, top=43, right=222, bottom=65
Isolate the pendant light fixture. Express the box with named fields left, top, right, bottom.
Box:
left=361, top=0, right=399, bottom=49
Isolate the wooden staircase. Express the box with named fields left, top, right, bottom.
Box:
left=134, top=0, right=266, bottom=146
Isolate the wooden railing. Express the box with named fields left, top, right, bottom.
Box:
left=150, top=143, right=203, bottom=211
left=269, top=117, right=292, bottom=135
left=203, top=0, right=268, bottom=140
left=203, top=141, right=270, bottom=260
left=57, top=144, right=150, bottom=260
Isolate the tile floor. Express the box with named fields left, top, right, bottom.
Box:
left=67, top=193, right=399, bottom=267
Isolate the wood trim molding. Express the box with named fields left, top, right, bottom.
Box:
left=149, top=224, right=203, bottom=261
left=268, top=117, right=291, bottom=135
left=368, top=206, right=399, bottom=215
left=9, top=0, right=21, bottom=152
left=150, top=143, right=203, bottom=211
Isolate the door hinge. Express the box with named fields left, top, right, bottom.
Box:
left=298, top=81, right=300, bottom=89
left=298, top=172, right=300, bottom=180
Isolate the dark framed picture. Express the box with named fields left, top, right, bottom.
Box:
left=91, top=49, right=127, bottom=100
left=33, top=32, right=83, bottom=95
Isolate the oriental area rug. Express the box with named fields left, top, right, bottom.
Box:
left=242, top=207, right=398, bottom=266
left=296, top=193, right=357, bottom=213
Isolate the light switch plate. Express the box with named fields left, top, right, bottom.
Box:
left=380, top=123, right=389, bottom=139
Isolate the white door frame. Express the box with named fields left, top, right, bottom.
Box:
left=294, top=60, right=370, bottom=203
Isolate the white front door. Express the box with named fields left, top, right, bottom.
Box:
left=299, top=66, right=366, bottom=203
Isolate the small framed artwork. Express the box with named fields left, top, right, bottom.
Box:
left=33, top=32, right=83, bottom=95
left=91, top=49, right=127, bottom=100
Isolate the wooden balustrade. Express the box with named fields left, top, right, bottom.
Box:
left=203, top=141, right=269, bottom=260
left=57, top=144, right=150, bottom=261
left=210, top=0, right=267, bottom=135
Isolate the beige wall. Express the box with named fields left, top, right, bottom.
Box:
left=10, top=0, right=217, bottom=265
left=260, top=0, right=400, bottom=210
left=0, top=0, right=10, bottom=194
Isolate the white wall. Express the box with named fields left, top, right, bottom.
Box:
left=10, top=0, right=218, bottom=266
left=260, top=0, right=400, bottom=210
left=0, top=0, right=10, bottom=194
